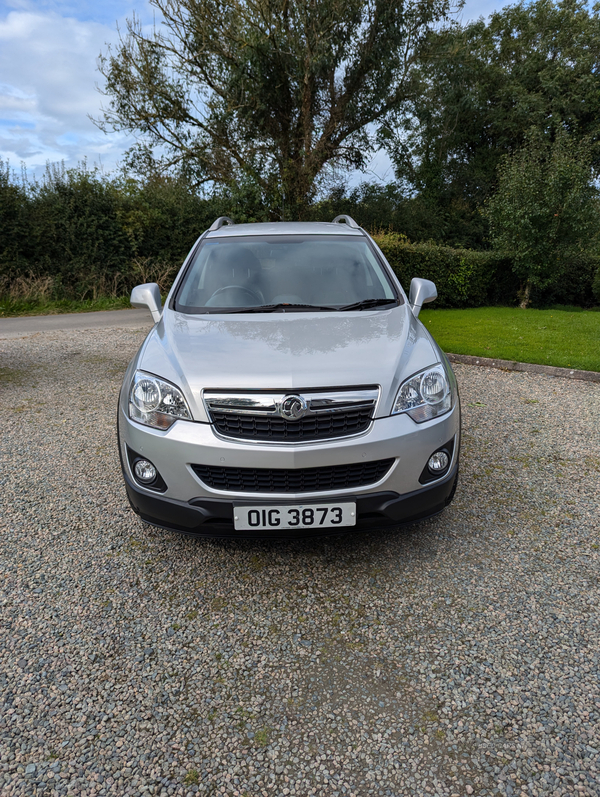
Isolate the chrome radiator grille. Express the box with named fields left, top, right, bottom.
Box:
left=204, top=388, right=379, bottom=443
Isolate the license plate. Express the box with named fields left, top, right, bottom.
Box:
left=234, top=502, right=356, bottom=531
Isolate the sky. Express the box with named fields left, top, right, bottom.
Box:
left=0, top=0, right=500, bottom=183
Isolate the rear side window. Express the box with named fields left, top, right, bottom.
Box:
left=175, top=235, right=398, bottom=312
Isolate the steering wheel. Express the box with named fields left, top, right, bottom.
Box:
left=207, top=285, right=265, bottom=306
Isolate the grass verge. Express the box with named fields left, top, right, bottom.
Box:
left=420, top=306, right=600, bottom=373
left=0, top=295, right=131, bottom=318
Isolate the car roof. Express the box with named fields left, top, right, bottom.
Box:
left=205, top=221, right=365, bottom=238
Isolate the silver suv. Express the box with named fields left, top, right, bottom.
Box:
left=118, top=216, right=460, bottom=537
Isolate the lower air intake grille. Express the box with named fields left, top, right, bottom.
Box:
left=191, top=459, right=395, bottom=494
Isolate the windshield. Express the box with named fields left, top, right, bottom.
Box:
left=174, top=235, right=399, bottom=313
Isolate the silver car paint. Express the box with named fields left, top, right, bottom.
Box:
left=120, top=404, right=458, bottom=501
left=119, top=221, right=459, bottom=510
left=134, top=307, right=437, bottom=423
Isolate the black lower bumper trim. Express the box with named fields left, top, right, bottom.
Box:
left=122, top=463, right=459, bottom=539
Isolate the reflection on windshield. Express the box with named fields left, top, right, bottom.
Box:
left=175, top=235, right=398, bottom=312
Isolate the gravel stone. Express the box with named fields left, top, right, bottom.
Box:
left=1, top=326, right=599, bottom=796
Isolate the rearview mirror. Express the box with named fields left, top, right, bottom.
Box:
left=409, top=278, right=437, bottom=318
left=131, top=283, right=162, bottom=323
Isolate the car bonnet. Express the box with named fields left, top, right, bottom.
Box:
left=137, top=306, right=439, bottom=422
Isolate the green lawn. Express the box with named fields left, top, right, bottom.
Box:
left=0, top=295, right=131, bottom=318
left=420, top=306, right=600, bottom=372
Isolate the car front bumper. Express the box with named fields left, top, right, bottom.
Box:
left=118, top=400, right=460, bottom=538
left=122, top=462, right=458, bottom=538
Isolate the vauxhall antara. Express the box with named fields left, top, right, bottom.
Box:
left=118, top=216, right=460, bottom=537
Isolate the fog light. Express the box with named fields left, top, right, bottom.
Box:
left=427, top=450, right=449, bottom=474
left=134, top=459, right=157, bottom=484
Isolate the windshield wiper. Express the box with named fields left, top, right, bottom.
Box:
left=338, top=298, right=398, bottom=311
left=232, top=303, right=338, bottom=313
left=198, top=299, right=397, bottom=314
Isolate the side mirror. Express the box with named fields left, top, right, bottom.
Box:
left=131, top=283, right=162, bottom=323
left=409, top=278, right=437, bottom=318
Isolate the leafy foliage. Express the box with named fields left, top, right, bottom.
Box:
left=0, top=162, right=227, bottom=299
left=2, top=159, right=597, bottom=309
left=388, top=0, right=600, bottom=246
left=307, top=183, right=484, bottom=248
left=0, top=162, right=28, bottom=268
left=483, top=129, right=600, bottom=305
left=593, top=264, right=600, bottom=303
left=374, top=230, right=598, bottom=307
left=96, top=0, right=456, bottom=217
left=374, top=232, right=519, bottom=307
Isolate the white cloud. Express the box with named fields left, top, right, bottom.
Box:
left=0, top=9, right=134, bottom=174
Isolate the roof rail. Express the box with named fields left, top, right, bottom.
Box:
left=332, top=214, right=360, bottom=229
left=208, top=216, right=235, bottom=231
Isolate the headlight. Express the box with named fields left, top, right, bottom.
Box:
left=392, top=364, right=452, bottom=423
left=129, top=371, right=192, bottom=430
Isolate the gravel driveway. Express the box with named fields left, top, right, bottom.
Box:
left=1, top=327, right=599, bottom=797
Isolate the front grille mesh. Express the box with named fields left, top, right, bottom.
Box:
left=211, top=408, right=372, bottom=441
left=192, top=459, right=394, bottom=494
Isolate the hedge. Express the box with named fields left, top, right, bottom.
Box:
left=373, top=232, right=599, bottom=308
left=0, top=163, right=229, bottom=299
left=1, top=163, right=597, bottom=307
left=373, top=233, right=519, bottom=308
left=593, top=264, right=600, bottom=303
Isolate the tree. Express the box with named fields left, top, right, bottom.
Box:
left=483, top=129, right=600, bottom=307
left=387, top=0, right=600, bottom=246
left=96, top=0, right=456, bottom=219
